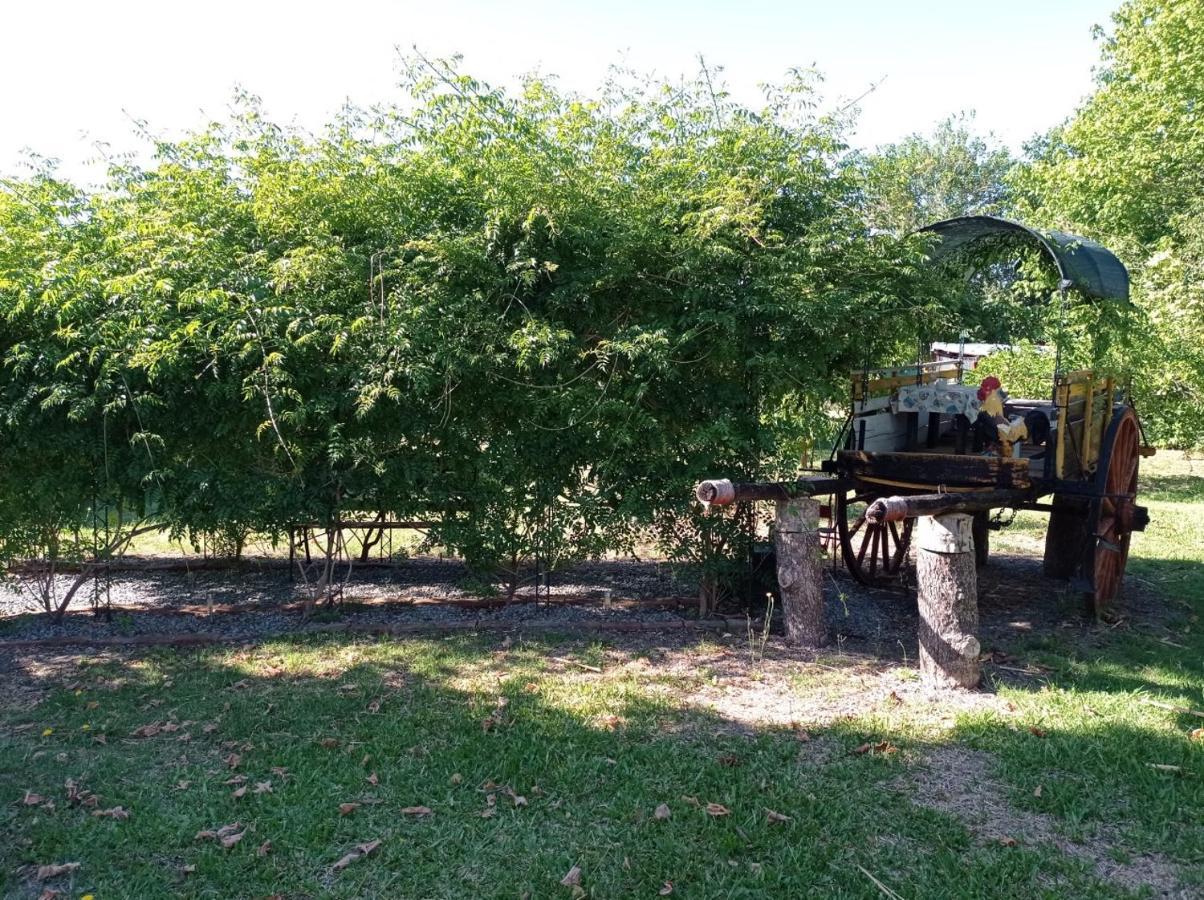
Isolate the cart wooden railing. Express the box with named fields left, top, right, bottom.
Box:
left=1053, top=370, right=1114, bottom=479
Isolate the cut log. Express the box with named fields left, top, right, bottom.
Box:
left=696, top=478, right=842, bottom=507
left=915, top=514, right=980, bottom=690
left=1043, top=494, right=1089, bottom=579
left=866, top=489, right=1030, bottom=524
left=773, top=499, right=827, bottom=648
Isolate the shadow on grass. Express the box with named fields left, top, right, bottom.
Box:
left=1139, top=471, right=1203, bottom=504
left=2, top=627, right=1202, bottom=899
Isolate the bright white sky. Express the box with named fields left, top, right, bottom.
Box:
left=3, top=0, right=1117, bottom=184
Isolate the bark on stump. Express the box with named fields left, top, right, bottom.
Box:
left=916, top=513, right=980, bottom=689
left=1043, top=494, right=1089, bottom=579
left=773, top=498, right=827, bottom=648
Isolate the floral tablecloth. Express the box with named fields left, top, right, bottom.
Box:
left=891, top=383, right=981, bottom=418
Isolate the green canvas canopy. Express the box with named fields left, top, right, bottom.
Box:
left=919, top=215, right=1130, bottom=303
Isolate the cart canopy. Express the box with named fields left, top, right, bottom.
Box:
left=919, top=215, right=1130, bottom=303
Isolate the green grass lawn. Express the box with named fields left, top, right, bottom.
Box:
left=2, top=454, right=1202, bottom=899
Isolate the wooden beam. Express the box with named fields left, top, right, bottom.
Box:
left=695, top=478, right=843, bottom=506
left=836, top=450, right=1032, bottom=489
left=865, top=490, right=1031, bottom=524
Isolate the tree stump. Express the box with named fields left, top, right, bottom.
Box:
left=773, top=498, right=827, bottom=648
left=916, top=513, right=980, bottom=689
left=1043, top=494, right=1089, bottom=579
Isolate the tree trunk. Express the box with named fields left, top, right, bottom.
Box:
left=916, top=513, right=980, bottom=690
left=774, top=498, right=827, bottom=648
left=1043, top=494, right=1088, bottom=579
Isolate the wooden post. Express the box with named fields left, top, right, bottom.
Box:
left=773, top=498, right=827, bottom=648
left=1043, top=494, right=1088, bottom=579
left=915, top=513, right=980, bottom=689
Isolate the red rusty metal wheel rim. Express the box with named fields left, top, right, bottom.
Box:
left=836, top=490, right=913, bottom=586
left=1086, top=406, right=1140, bottom=616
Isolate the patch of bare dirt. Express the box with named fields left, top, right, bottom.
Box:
left=600, top=637, right=1009, bottom=731
left=899, top=746, right=1189, bottom=897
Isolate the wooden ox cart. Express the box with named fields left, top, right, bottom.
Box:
left=700, top=216, right=1153, bottom=617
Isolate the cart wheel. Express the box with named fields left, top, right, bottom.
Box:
left=836, top=490, right=913, bottom=586
left=1084, top=406, right=1142, bottom=617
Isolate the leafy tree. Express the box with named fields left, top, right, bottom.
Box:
left=860, top=114, right=1015, bottom=235
left=1, top=59, right=955, bottom=616
left=1015, top=0, right=1204, bottom=447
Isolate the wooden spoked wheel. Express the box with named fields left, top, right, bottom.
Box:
left=1085, top=406, right=1141, bottom=616
left=835, top=490, right=914, bottom=585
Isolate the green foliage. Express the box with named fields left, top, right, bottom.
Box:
left=0, top=59, right=947, bottom=609
left=1015, top=0, right=1204, bottom=447
left=963, top=343, right=1056, bottom=400
left=859, top=113, right=1015, bottom=235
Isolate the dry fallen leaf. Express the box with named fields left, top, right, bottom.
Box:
left=765, top=809, right=791, bottom=824
left=654, top=803, right=671, bottom=821
left=339, top=802, right=360, bottom=816
left=231, top=786, right=247, bottom=799
left=659, top=881, right=674, bottom=895
left=560, top=865, right=582, bottom=887
left=253, top=781, right=273, bottom=794
left=332, top=838, right=381, bottom=871
left=705, top=803, right=730, bottom=817
left=1190, top=727, right=1204, bottom=742
left=224, top=753, right=242, bottom=769
left=220, top=829, right=245, bottom=849
left=257, top=840, right=272, bottom=857
left=887, top=691, right=904, bottom=705
left=130, top=723, right=161, bottom=738
left=1028, top=726, right=1047, bottom=738
left=1033, top=785, right=1043, bottom=798
left=717, top=754, right=741, bottom=767
left=85, top=701, right=99, bottom=710
left=225, top=775, right=248, bottom=786
left=270, top=766, right=289, bottom=778
left=681, top=795, right=700, bottom=808
left=23, top=791, right=46, bottom=806
left=450, top=773, right=463, bottom=785
left=35, top=862, right=80, bottom=881
left=319, top=738, right=339, bottom=749
left=852, top=743, right=871, bottom=755
left=401, top=805, right=433, bottom=817
left=92, top=806, right=130, bottom=820
left=999, top=836, right=1018, bottom=847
